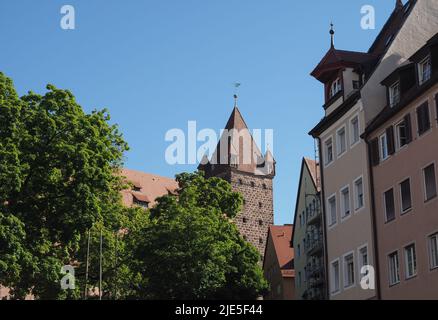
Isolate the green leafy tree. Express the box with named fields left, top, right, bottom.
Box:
left=0, top=72, right=133, bottom=299
left=130, top=172, right=268, bottom=300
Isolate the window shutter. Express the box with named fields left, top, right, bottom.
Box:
left=404, top=113, right=412, bottom=143
left=370, top=138, right=380, bottom=166
left=386, top=126, right=395, bottom=155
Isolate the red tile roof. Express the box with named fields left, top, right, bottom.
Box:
left=304, top=158, right=321, bottom=192
left=120, top=169, right=179, bottom=208
left=268, top=225, right=295, bottom=278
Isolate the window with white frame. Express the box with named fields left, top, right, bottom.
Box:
left=344, top=253, right=355, bottom=288
left=325, top=138, right=334, bottom=166
left=388, top=251, right=400, bottom=286
left=384, top=188, right=395, bottom=222
left=331, top=260, right=340, bottom=294
left=423, top=164, right=437, bottom=201
left=354, top=178, right=364, bottom=210
left=337, top=127, right=347, bottom=156
left=330, top=78, right=342, bottom=98
left=341, top=186, right=351, bottom=219
left=328, top=195, right=337, bottom=227
left=379, top=133, right=389, bottom=161
left=404, top=244, right=417, bottom=279
left=400, top=179, right=412, bottom=214
left=389, top=81, right=400, bottom=107
left=419, top=55, right=432, bottom=85
left=350, top=116, right=360, bottom=145
left=429, top=233, right=438, bottom=270
left=395, top=120, right=408, bottom=149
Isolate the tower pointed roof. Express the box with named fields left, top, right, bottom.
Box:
left=199, top=104, right=275, bottom=177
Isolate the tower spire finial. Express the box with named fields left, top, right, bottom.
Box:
left=233, top=82, right=241, bottom=108
left=330, top=22, right=335, bottom=48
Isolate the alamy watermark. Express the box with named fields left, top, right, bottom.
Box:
left=60, top=5, right=75, bottom=30
left=165, top=121, right=275, bottom=176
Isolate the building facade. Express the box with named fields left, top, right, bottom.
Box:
left=199, top=106, right=275, bottom=258
left=308, top=0, right=438, bottom=299
left=263, top=225, right=295, bottom=300
left=292, top=158, right=325, bottom=300
left=365, top=34, right=438, bottom=299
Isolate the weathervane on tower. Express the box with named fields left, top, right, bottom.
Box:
left=233, top=82, right=241, bottom=107
left=330, top=22, right=335, bottom=48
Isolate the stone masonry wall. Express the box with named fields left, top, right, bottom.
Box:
left=230, top=171, right=274, bottom=259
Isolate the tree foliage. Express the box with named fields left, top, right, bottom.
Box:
left=130, top=172, right=268, bottom=300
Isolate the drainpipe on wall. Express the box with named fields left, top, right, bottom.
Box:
left=365, top=137, right=382, bottom=300
left=315, top=137, right=330, bottom=300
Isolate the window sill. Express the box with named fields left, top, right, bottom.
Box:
left=405, top=274, right=417, bottom=281
left=389, top=281, right=400, bottom=288
left=400, top=208, right=413, bottom=216
left=385, top=217, right=396, bottom=225
left=425, top=195, right=437, bottom=204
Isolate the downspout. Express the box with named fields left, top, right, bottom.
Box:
left=365, top=137, right=381, bottom=300
left=315, top=137, right=330, bottom=300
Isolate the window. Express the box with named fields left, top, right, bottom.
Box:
left=259, top=238, right=264, bottom=245
left=404, top=244, right=417, bottom=279
left=354, top=178, right=364, bottom=211
left=423, top=164, right=437, bottom=201
left=258, top=219, right=263, bottom=226
left=396, top=120, right=408, bottom=149
left=258, top=202, right=263, bottom=209
left=337, top=127, right=347, bottom=156
left=298, top=272, right=302, bottom=288
left=350, top=116, right=360, bottom=145
left=299, top=214, right=302, bottom=227
left=330, top=78, right=342, bottom=98
left=429, top=233, right=438, bottom=270
left=243, top=217, right=248, bottom=223
left=389, top=82, right=400, bottom=107
left=384, top=189, right=395, bottom=222
left=353, top=80, right=360, bottom=90
left=262, top=183, right=267, bottom=190
left=344, top=253, right=355, bottom=288
left=331, top=260, right=340, bottom=294
left=297, top=244, right=301, bottom=258
left=132, top=185, right=141, bottom=192
left=328, top=195, right=337, bottom=227
left=341, top=187, right=351, bottom=218
left=400, top=179, right=412, bottom=213
left=417, top=102, right=431, bottom=135
left=250, top=181, right=255, bottom=188
left=418, top=56, right=432, bottom=85
left=325, top=138, right=334, bottom=166
left=388, top=252, right=400, bottom=286
left=359, top=246, right=369, bottom=272
left=379, top=133, right=389, bottom=161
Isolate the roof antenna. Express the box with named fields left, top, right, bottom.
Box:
left=233, top=82, right=241, bottom=108
left=330, top=22, right=335, bottom=48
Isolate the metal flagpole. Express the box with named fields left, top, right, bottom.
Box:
left=84, top=229, right=91, bottom=300
left=99, top=228, right=103, bottom=300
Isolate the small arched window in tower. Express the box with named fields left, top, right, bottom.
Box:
left=259, top=219, right=263, bottom=226
left=262, top=183, right=267, bottom=190
left=251, top=181, right=255, bottom=188
left=259, top=238, right=264, bottom=245
left=259, top=202, right=263, bottom=209
left=243, top=217, right=248, bottom=224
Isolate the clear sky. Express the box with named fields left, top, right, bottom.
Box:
left=0, top=0, right=396, bottom=225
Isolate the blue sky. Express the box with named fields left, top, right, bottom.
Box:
left=0, top=0, right=396, bottom=225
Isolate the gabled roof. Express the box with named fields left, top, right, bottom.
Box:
left=304, top=158, right=321, bottom=192
left=267, top=225, right=295, bottom=278
left=200, top=106, right=275, bottom=176
left=120, top=168, right=179, bottom=207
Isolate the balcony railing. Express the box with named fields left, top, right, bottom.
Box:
left=306, top=236, right=323, bottom=255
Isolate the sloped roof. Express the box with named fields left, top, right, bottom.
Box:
left=269, top=225, right=295, bottom=277
left=120, top=168, right=179, bottom=207
left=202, top=106, right=274, bottom=176
left=304, top=158, right=320, bottom=192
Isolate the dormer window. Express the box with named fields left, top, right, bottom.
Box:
left=389, top=81, right=400, bottom=108
left=133, top=197, right=149, bottom=208
left=418, top=56, right=431, bottom=85
left=330, top=78, right=342, bottom=98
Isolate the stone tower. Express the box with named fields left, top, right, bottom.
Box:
left=199, top=106, right=275, bottom=258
